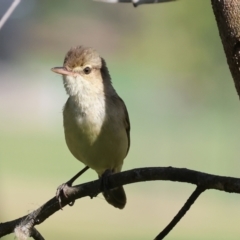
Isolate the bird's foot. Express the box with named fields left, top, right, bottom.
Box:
left=56, top=181, right=75, bottom=209
left=56, top=166, right=90, bottom=209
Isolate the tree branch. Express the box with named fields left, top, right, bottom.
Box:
left=0, top=0, right=21, bottom=30
left=30, top=228, right=45, bottom=240
left=211, top=0, right=240, bottom=98
left=1, top=167, right=240, bottom=239
left=94, top=0, right=176, bottom=7
left=154, top=186, right=205, bottom=240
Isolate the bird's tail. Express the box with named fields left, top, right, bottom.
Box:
left=102, top=186, right=126, bottom=209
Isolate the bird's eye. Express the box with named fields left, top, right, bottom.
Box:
left=83, top=67, right=91, bottom=75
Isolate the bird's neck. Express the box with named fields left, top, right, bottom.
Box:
left=69, top=87, right=106, bottom=118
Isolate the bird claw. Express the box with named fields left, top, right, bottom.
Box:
left=56, top=182, right=75, bottom=209
left=56, top=166, right=89, bottom=209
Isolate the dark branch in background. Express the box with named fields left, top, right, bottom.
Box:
left=211, top=0, right=240, bottom=98
left=154, top=186, right=205, bottom=240
left=1, top=167, right=240, bottom=239
left=94, top=0, right=176, bottom=8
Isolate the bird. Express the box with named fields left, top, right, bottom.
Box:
left=51, top=46, right=130, bottom=209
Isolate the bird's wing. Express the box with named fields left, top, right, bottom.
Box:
left=119, top=97, right=131, bottom=156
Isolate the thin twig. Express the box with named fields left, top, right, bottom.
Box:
left=31, top=227, right=45, bottom=240
left=154, top=186, right=205, bottom=240
left=0, top=0, right=21, bottom=30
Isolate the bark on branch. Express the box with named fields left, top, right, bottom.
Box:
left=1, top=167, right=240, bottom=239
left=211, top=0, right=240, bottom=98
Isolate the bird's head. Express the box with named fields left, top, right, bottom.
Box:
left=51, top=46, right=111, bottom=96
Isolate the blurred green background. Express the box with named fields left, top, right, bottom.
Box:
left=1, top=0, right=240, bottom=239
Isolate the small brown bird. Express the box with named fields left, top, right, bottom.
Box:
left=51, top=46, right=130, bottom=209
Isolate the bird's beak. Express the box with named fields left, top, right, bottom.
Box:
left=51, top=67, right=73, bottom=76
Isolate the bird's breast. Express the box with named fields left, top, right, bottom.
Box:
left=63, top=96, right=128, bottom=175
left=63, top=95, right=106, bottom=147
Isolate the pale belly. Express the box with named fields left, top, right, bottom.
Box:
left=64, top=115, right=128, bottom=176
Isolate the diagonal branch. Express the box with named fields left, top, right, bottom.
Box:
left=0, top=0, right=21, bottom=30
left=1, top=167, right=240, bottom=239
left=154, top=186, right=205, bottom=240
left=30, top=228, right=45, bottom=240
